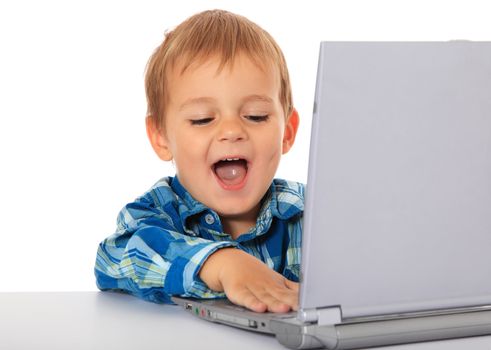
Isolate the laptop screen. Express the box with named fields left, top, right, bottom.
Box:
left=301, top=41, right=491, bottom=318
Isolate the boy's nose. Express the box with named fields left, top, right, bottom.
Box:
left=217, top=119, right=248, bottom=142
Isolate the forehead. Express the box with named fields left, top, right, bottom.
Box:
left=173, top=50, right=277, bottom=79
left=166, top=53, right=281, bottom=106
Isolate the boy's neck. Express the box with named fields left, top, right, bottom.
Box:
left=220, top=204, right=260, bottom=240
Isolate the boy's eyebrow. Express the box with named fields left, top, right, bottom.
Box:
left=242, top=94, right=274, bottom=104
left=179, top=97, right=216, bottom=111
left=179, top=95, right=274, bottom=111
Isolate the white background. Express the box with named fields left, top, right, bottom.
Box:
left=0, top=0, right=489, bottom=291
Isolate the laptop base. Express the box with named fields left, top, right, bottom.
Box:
left=271, top=309, right=491, bottom=349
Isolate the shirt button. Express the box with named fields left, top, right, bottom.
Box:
left=204, top=214, right=215, bottom=225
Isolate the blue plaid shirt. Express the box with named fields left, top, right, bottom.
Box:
left=95, top=176, right=304, bottom=303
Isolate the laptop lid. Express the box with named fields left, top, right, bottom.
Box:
left=300, top=41, right=491, bottom=319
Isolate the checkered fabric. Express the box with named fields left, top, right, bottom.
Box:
left=95, top=176, right=304, bottom=303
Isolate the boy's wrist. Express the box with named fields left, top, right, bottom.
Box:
left=199, top=247, right=238, bottom=291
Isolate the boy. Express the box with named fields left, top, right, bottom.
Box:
left=95, top=9, right=303, bottom=313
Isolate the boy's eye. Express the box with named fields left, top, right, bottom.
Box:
left=190, top=117, right=214, bottom=125
left=245, top=115, right=269, bottom=123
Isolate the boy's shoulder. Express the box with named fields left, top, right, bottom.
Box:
left=271, top=178, right=304, bottom=199
left=270, top=178, right=305, bottom=218
left=130, top=176, right=177, bottom=208
left=272, top=178, right=305, bottom=195
left=135, top=176, right=203, bottom=213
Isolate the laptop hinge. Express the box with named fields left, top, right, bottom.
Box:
left=297, top=306, right=342, bottom=326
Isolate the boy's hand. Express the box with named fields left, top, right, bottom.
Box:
left=199, top=248, right=299, bottom=313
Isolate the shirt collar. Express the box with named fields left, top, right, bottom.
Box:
left=169, top=176, right=304, bottom=238
left=169, top=176, right=209, bottom=220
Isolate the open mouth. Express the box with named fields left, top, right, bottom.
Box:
left=212, top=157, right=248, bottom=188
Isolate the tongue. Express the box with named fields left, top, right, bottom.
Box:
left=214, top=160, right=247, bottom=186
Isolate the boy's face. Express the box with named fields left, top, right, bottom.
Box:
left=147, top=54, right=298, bottom=231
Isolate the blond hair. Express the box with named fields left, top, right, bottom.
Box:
left=145, top=9, right=293, bottom=129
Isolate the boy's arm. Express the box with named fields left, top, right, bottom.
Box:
left=199, top=248, right=299, bottom=313
left=95, top=200, right=237, bottom=303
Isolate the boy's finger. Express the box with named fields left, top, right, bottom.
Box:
left=284, top=278, right=300, bottom=292
left=264, top=279, right=298, bottom=310
left=230, top=289, right=268, bottom=313
left=253, top=289, right=291, bottom=313
left=268, top=289, right=298, bottom=311
left=267, top=300, right=291, bottom=313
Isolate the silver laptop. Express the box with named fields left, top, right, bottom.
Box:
left=173, top=41, right=491, bottom=349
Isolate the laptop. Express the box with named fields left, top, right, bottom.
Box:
left=172, top=41, right=491, bottom=349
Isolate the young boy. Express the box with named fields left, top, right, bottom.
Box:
left=95, top=9, right=303, bottom=313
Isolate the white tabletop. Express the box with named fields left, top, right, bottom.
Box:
left=1, top=292, right=491, bottom=350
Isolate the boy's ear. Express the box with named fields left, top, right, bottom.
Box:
left=282, top=108, right=300, bottom=154
left=146, top=116, right=173, bottom=161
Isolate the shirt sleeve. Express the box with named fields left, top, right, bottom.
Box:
left=94, top=196, right=236, bottom=304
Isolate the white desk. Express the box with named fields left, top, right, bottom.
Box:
left=1, top=292, right=491, bottom=350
